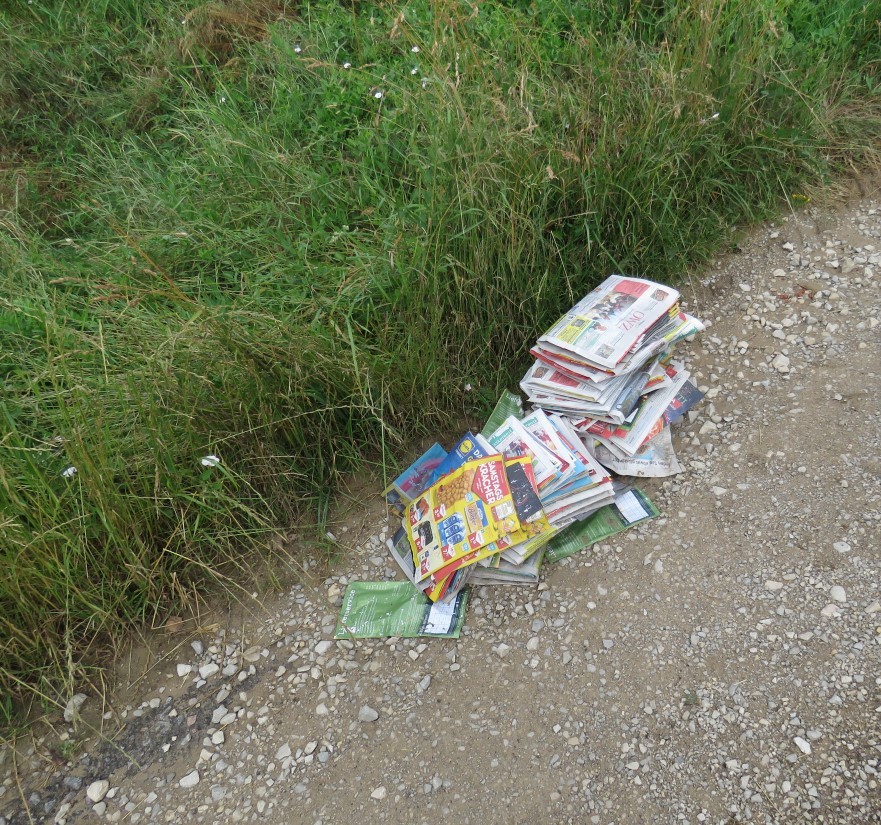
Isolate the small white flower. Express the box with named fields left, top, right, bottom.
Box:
left=219, top=96, right=226, bottom=104
left=411, top=45, right=420, bottom=53
left=62, top=466, right=77, bottom=479
left=421, top=77, right=429, bottom=89
left=410, top=66, right=419, bottom=75
left=464, top=383, right=472, bottom=392
left=343, top=61, right=352, bottom=69
left=294, top=44, right=302, bottom=54
left=200, top=455, right=221, bottom=468
left=373, top=89, right=384, bottom=99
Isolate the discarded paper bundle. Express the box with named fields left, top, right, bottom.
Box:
left=521, top=275, right=706, bottom=477
left=385, top=430, right=557, bottom=603
left=330, top=275, right=708, bottom=636
left=382, top=398, right=623, bottom=601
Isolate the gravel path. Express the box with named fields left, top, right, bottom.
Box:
left=2, top=194, right=880, bottom=825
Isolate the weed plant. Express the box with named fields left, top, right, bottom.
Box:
left=1, top=0, right=879, bottom=712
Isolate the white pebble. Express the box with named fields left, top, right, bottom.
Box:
left=86, top=780, right=109, bottom=803
left=179, top=770, right=200, bottom=789
left=359, top=705, right=379, bottom=723
left=63, top=693, right=87, bottom=722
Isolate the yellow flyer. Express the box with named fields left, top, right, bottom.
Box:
left=406, top=455, right=520, bottom=582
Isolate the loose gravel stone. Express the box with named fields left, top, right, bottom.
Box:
left=198, top=663, right=219, bottom=679
left=793, top=736, right=812, bottom=755
left=85, top=780, right=108, bottom=803
left=63, top=693, right=87, bottom=722
left=358, top=705, right=379, bottom=723
left=178, top=770, right=200, bottom=789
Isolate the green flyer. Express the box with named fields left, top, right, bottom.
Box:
left=545, top=487, right=659, bottom=563
left=334, top=581, right=468, bottom=639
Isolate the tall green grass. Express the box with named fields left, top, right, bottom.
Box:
left=1, top=0, right=879, bottom=712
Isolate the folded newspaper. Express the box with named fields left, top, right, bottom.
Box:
left=523, top=275, right=705, bottom=476
left=334, top=275, right=706, bottom=637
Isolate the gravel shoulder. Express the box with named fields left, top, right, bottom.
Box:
left=2, top=193, right=880, bottom=825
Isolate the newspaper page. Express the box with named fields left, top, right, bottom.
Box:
left=663, top=379, right=705, bottom=426
left=500, top=529, right=558, bottom=564
left=591, top=425, right=683, bottom=477
left=424, top=432, right=492, bottom=489
left=426, top=453, right=557, bottom=589
left=519, top=409, right=576, bottom=479
left=520, top=360, right=606, bottom=403
left=581, top=366, right=691, bottom=456
left=470, top=549, right=545, bottom=585
left=386, top=527, right=433, bottom=592
left=537, top=276, right=680, bottom=370
left=487, top=415, right=564, bottom=490
left=613, top=312, right=704, bottom=375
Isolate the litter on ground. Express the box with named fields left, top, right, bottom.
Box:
left=335, top=276, right=705, bottom=637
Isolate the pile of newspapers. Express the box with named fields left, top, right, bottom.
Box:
left=371, top=275, right=706, bottom=609
left=521, top=274, right=704, bottom=477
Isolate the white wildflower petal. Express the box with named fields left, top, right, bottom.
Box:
left=410, top=66, right=418, bottom=75
left=373, top=89, right=384, bottom=99
left=343, top=62, right=351, bottom=69
left=201, top=455, right=221, bottom=468
left=411, top=45, right=420, bottom=53
left=62, top=466, right=77, bottom=479
left=294, top=44, right=302, bottom=54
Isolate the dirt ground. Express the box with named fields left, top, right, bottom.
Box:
left=2, top=188, right=880, bottom=825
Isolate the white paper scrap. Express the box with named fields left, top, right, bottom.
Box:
left=614, top=490, right=649, bottom=524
